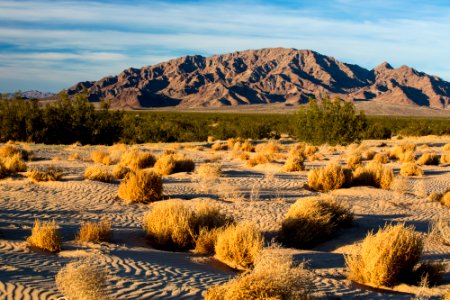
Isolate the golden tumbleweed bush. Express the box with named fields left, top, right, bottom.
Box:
left=84, top=165, right=114, bottom=183
left=153, top=153, right=195, bottom=175
left=417, top=152, right=440, bottom=166
left=345, top=223, right=423, bottom=287
left=56, top=261, right=109, bottom=300
left=281, top=196, right=353, bottom=248
left=77, top=220, right=112, bottom=243
left=352, top=161, right=394, bottom=189
left=205, top=251, right=315, bottom=300
left=400, top=163, right=424, bottom=177
left=307, top=163, right=348, bottom=192
left=118, top=170, right=162, bottom=203
left=120, top=149, right=156, bottom=170
left=25, top=166, right=63, bottom=182
left=214, top=222, right=263, bottom=270
left=26, top=220, right=61, bottom=253
left=91, top=148, right=113, bottom=165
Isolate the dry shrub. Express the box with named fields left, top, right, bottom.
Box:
left=352, top=162, right=394, bottom=189
left=246, top=153, right=272, bottom=167
left=429, top=218, right=450, bottom=245
left=345, top=224, right=423, bottom=287
left=0, top=163, right=8, bottom=179
left=304, top=145, right=318, bottom=156
left=441, top=191, right=450, bottom=207
left=417, top=152, right=440, bottom=166
left=0, top=144, right=29, bottom=160
left=153, top=154, right=195, bottom=175
left=194, top=228, right=221, bottom=255
left=56, top=261, right=109, bottom=300
left=346, top=154, right=362, bottom=169
left=443, top=143, right=450, bottom=152
left=68, top=153, right=80, bottom=161
left=119, top=150, right=155, bottom=170
left=110, top=142, right=127, bottom=152
left=428, top=191, right=443, bottom=202
left=398, top=150, right=416, bottom=162
left=211, top=141, right=228, bottom=151
left=307, top=163, right=348, bottom=192
left=91, top=148, right=112, bottom=165
left=255, top=141, right=282, bottom=156
left=417, top=144, right=431, bottom=151
left=205, top=252, right=314, bottom=300
left=281, top=196, right=353, bottom=248
left=215, top=222, right=263, bottom=270
left=77, top=220, right=112, bottom=243
left=25, top=166, right=63, bottom=182
left=1, top=153, right=27, bottom=173
left=389, top=144, right=416, bottom=162
left=84, top=165, right=113, bottom=183
left=372, top=153, right=388, bottom=164
left=307, top=153, right=325, bottom=161
left=26, top=220, right=61, bottom=253
left=362, top=149, right=376, bottom=160
left=118, top=170, right=162, bottom=203
left=441, top=154, right=450, bottom=164
left=196, top=163, right=221, bottom=179
left=227, top=138, right=241, bottom=149
left=112, top=164, right=130, bottom=179
left=400, top=163, right=424, bottom=177
left=240, top=140, right=254, bottom=152
left=282, top=156, right=305, bottom=172
left=207, top=135, right=215, bottom=143
left=143, top=200, right=232, bottom=250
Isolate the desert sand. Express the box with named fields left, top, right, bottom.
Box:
left=0, top=136, right=449, bottom=299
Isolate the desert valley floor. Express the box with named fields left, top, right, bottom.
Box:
left=0, top=137, right=449, bottom=299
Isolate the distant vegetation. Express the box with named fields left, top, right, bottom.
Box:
left=0, top=93, right=449, bottom=145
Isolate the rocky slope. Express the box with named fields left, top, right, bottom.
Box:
left=67, top=48, right=450, bottom=109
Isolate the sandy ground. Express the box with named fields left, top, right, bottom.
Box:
left=0, top=136, right=449, bottom=299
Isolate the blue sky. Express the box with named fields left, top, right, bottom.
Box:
left=1, top=0, right=450, bottom=92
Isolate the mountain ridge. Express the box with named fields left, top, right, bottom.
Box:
left=67, top=48, right=450, bottom=110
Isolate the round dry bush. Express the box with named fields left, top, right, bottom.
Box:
left=362, top=149, right=377, bottom=160
left=56, top=261, right=109, bottom=300
left=399, top=150, right=416, bottom=163
left=282, top=156, right=305, bottom=172
left=112, top=164, right=130, bottom=179
left=1, top=153, right=27, bottom=173
left=307, top=163, right=347, bottom=192
left=304, top=145, right=318, bottom=156
left=246, top=153, right=271, bottom=167
left=255, top=141, right=282, bottom=155
left=77, top=220, right=112, bottom=243
left=281, top=196, right=353, bottom=248
left=400, top=163, right=424, bottom=177
left=441, top=154, right=450, bottom=164
left=25, top=166, right=63, bottom=182
left=443, top=143, right=450, bottom=152
left=345, top=223, right=423, bottom=287
left=196, top=163, right=221, bottom=179
left=0, top=144, right=29, bottom=160
left=120, top=149, right=156, bottom=170
left=118, top=170, right=162, bottom=203
left=215, top=222, right=263, bottom=270
left=352, top=162, right=394, bottom=189
left=211, top=141, right=228, bottom=151
left=154, top=154, right=195, bottom=175
left=205, top=252, right=315, bottom=300
left=372, top=153, right=388, bottom=164
left=91, top=148, right=112, bottom=165
left=143, top=200, right=232, bottom=251
left=26, top=220, right=61, bottom=253
left=240, top=140, right=254, bottom=152
left=194, top=228, right=221, bottom=255
left=441, top=191, right=450, bottom=207
left=417, top=152, right=440, bottom=166
left=346, top=154, right=362, bottom=169
left=84, top=165, right=114, bottom=183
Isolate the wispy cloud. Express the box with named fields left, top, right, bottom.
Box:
left=1, top=0, right=450, bottom=92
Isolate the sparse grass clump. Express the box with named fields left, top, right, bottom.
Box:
left=352, top=162, right=394, bottom=189
left=118, top=170, right=162, bottom=203
left=417, top=152, right=440, bottom=166
left=281, top=196, right=353, bottom=248
left=84, top=165, right=114, bottom=183
left=345, top=224, right=424, bottom=287
left=26, top=220, right=61, bottom=253
left=429, top=218, right=450, bottom=245
left=119, top=149, right=156, bottom=170
left=91, top=148, right=113, bottom=165
left=77, top=220, right=112, bottom=243
left=214, top=222, right=263, bottom=270
left=307, top=163, right=348, bottom=192
left=153, top=153, right=195, bottom=175
left=143, top=200, right=232, bottom=251
left=56, top=261, right=109, bottom=300
left=25, top=166, right=63, bottom=182
left=400, top=163, right=424, bottom=177
left=205, top=252, right=315, bottom=300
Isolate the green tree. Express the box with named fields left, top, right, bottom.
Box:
left=295, top=96, right=367, bottom=145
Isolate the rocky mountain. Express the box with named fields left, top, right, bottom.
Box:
left=67, top=48, right=450, bottom=109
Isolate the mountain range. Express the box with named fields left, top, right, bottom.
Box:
left=67, top=48, right=450, bottom=110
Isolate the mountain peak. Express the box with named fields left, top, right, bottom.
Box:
left=67, top=48, right=450, bottom=110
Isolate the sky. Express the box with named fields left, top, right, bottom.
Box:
left=1, top=0, right=450, bottom=93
